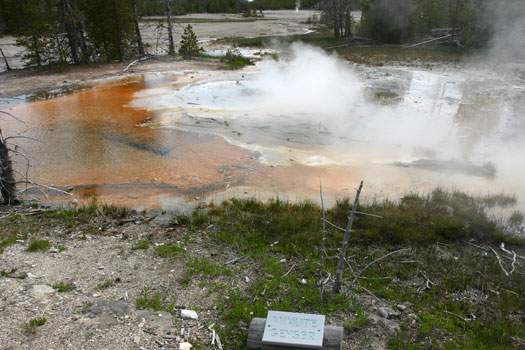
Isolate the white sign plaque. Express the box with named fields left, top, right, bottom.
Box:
left=262, top=311, right=325, bottom=349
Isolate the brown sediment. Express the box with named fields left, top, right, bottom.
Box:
left=4, top=73, right=266, bottom=207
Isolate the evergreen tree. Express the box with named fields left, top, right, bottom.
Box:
left=84, top=0, right=137, bottom=61
left=4, top=0, right=67, bottom=67
left=178, top=24, right=203, bottom=59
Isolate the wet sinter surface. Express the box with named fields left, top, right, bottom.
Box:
left=3, top=48, right=525, bottom=211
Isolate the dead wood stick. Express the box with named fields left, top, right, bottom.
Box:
left=123, top=57, right=146, bottom=72
left=443, top=310, right=473, bottom=322
left=322, top=218, right=346, bottom=232
left=351, top=248, right=410, bottom=285
left=404, top=34, right=452, bottom=48
left=281, top=264, right=296, bottom=278
left=333, top=180, right=363, bottom=294
left=354, top=211, right=383, bottom=219
left=318, top=178, right=327, bottom=289
left=490, top=247, right=511, bottom=276
left=0, top=47, right=9, bottom=70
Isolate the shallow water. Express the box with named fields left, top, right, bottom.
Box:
left=3, top=56, right=525, bottom=212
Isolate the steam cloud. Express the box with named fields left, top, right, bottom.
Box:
left=488, top=0, right=525, bottom=61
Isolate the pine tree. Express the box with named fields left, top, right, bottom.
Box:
left=178, top=24, right=202, bottom=59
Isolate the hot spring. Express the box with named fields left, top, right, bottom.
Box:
left=3, top=44, right=525, bottom=211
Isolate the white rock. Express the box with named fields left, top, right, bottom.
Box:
left=179, top=342, right=192, bottom=350
left=30, top=285, right=56, bottom=297
left=378, top=307, right=390, bottom=318
left=244, top=276, right=250, bottom=283
left=300, top=279, right=307, bottom=285
left=180, top=309, right=198, bottom=320
left=397, top=304, right=407, bottom=311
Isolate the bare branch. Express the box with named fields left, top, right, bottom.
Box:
left=354, top=211, right=383, bottom=219
left=443, top=310, right=474, bottom=322
left=318, top=178, right=327, bottom=288
left=282, top=264, right=296, bottom=278
left=351, top=248, right=410, bottom=285
left=322, top=218, right=346, bottom=232
left=490, top=247, right=511, bottom=276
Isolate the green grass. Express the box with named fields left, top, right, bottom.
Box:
left=200, top=189, right=524, bottom=348
left=97, top=279, right=111, bottom=290
left=27, top=239, right=51, bottom=252
left=219, top=48, right=254, bottom=70
left=45, top=203, right=131, bottom=224
left=131, top=239, right=150, bottom=250
left=0, top=233, right=22, bottom=254
left=135, top=286, right=175, bottom=313
left=156, top=243, right=184, bottom=258
left=1, top=268, right=18, bottom=278
left=23, top=317, right=47, bottom=334
left=50, top=282, right=72, bottom=292
left=183, top=257, right=232, bottom=287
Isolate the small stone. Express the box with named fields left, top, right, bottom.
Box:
left=30, top=285, right=56, bottom=297
left=180, top=309, right=198, bottom=320
left=49, top=248, right=59, bottom=253
left=379, top=307, right=389, bottom=318
left=300, top=279, right=307, bottom=285
left=191, top=177, right=198, bottom=182
left=245, top=276, right=250, bottom=283
left=279, top=259, right=286, bottom=263
left=397, top=304, right=407, bottom=311
left=133, top=336, right=140, bottom=344
left=179, top=342, right=192, bottom=350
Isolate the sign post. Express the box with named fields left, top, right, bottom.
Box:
left=247, top=311, right=343, bottom=350
left=262, top=311, right=325, bottom=349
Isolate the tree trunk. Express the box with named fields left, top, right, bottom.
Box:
left=31, top=34, right=42, bottom=67
left=450, top=0, right=459, bottom=46
left=166, top=0, right=175, bottom=55
left=0, top=47, right=10, bottom=70
left=0, top=134, right=17, bottom=205
left=131, top=0, right=145, bottom=56
left=61, top=0, right=80, bottom=65
left=112, top=2, right=124, bottom=62
left=344, top=0, right=351, bottom=38
left=333, top=0, right=339, bottom=37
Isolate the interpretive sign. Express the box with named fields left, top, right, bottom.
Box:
left=261, top=311, right=325, bottom=349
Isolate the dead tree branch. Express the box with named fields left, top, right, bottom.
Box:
left=490, top=247, right=512, bottom=276
left=333, top=180, right=363, bottom=294
left=443, top=310, right=474, bottom=322
left=318, top=178, right=327, bottom=290
left=351, top=248, right=410, bottom=286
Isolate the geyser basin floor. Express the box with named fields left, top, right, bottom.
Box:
left=3, top=49, right=525, bottom=211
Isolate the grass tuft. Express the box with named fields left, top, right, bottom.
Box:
left=23, top=317, right=46, bottom=334
left=156, top=243, right=184, bottom=259
left=27, top=239, right=51, bottom=252
left=50, top=281, right=72, bottom=292
left=131, top=239, right=150, bottom=250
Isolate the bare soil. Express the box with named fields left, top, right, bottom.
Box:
left=0, top=206, right=416, bottom=350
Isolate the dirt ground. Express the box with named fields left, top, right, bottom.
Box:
left=0, top=207, right=414, bottom=350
